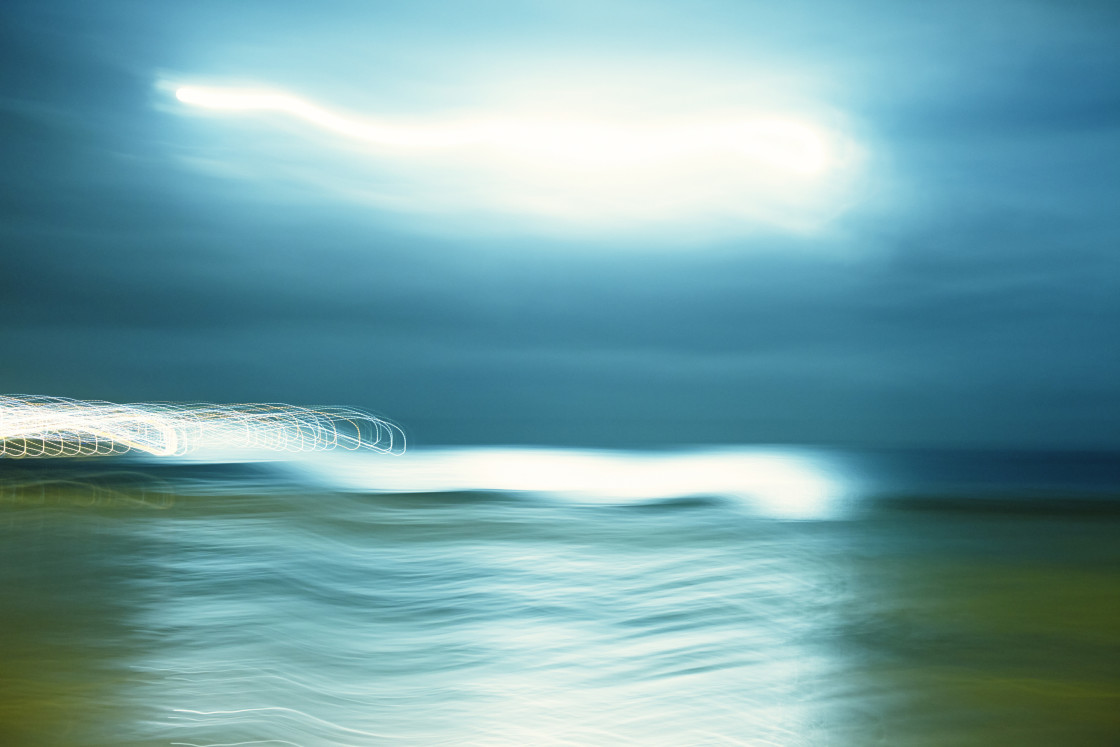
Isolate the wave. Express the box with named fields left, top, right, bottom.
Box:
left=293, top=446, right=854, bottom=520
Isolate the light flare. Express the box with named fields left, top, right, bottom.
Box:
left=0, top=394, right=404, bottom=458
left=174, top=84, right=831, bottom=175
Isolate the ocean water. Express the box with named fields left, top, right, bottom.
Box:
left=2, top=446, right=1118, bottom=746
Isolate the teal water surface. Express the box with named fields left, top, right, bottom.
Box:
left=2, top=448, right=1119, bottom=746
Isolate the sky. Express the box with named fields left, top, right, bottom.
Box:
left=1, top=0, right=1118, bottom=449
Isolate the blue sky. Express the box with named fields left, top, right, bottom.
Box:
left=1, top=0, right=1118, bottom=447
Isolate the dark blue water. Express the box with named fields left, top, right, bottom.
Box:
left=2, top=447, right=1119, bottom=746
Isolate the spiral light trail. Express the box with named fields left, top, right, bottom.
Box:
left=0, top=394, right=404, bottom=458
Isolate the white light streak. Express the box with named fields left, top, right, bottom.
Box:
left=174, top=84, right=830, bottom=175
left=0, top=394, right=404, bottom=459
left=307, top=447, right=849, bottom=520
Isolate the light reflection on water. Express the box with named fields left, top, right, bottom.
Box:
left=1, top=447, right=1119, bottom=746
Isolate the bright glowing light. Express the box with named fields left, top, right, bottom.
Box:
left=307, top=447, right=849, bottom=520
left=167, top=78, right=865, bottom=231
left=0, top=394, right=404, bottom=458
left=174, top=85, right=830, bottom=175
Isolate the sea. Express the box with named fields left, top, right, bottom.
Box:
left=2, top=446, right=1118, bottom=746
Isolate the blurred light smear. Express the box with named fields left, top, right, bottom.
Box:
left=176, top=84, right=830, bottom=174
left=165, top=77, right=863, bottom=234
left=294, top=446, right=852, bottom=519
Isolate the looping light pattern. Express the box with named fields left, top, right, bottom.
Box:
left=0, top=394, right=405, bottom=459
